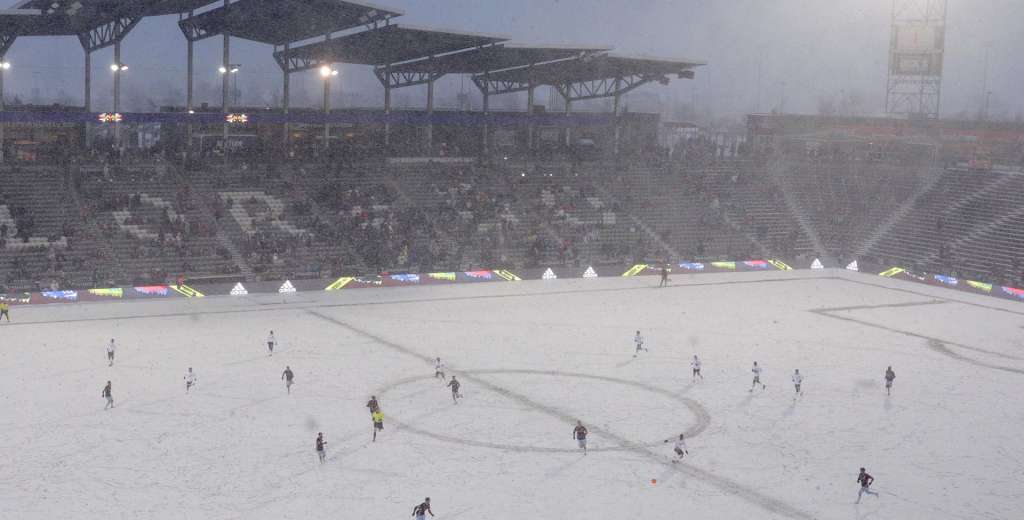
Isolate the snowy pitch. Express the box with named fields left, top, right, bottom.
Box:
left=1, top=269, right=1022, bottom=519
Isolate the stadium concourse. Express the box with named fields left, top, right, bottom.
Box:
left=1, top=268, right=1023, bottom=519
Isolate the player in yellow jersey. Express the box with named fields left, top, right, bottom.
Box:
left=372, top=410, right=384, bottom=442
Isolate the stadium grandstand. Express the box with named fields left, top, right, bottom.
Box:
left=0, top=0, right=1021, bottom=296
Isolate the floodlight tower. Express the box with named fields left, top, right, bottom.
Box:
left=885, top=0, right=948, bottom=119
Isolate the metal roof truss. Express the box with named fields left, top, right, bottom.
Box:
left=78, top=13, right=142, bottom=51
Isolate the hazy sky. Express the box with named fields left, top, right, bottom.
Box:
left=1, top=0, right=1021, bottom=120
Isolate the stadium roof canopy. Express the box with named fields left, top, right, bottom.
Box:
left=473, top=53, right=706, bottom=100
left=6, top=1, right=214, bottom=31
left=385, top=44, right=610, bottom=75
left=1, top=1, right=218, bottom=53
left=482, top=53, right=706, bottom=86
left=177, top=0, right=402, bottom=45
left=274, top=23, right=507, bottom=73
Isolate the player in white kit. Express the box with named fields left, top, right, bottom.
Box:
left=691, top=355, right=703, bottom=381
left=750, top=361, right=766, bottom=391
left=184, top=367, right=197, bottom=393
left=434, top=357, right=447, bottom=381
left=633, top=330, right=648, bottom=357
left=106, top=339, right=116, bottom=366
left=665, top=433, right=688, bottom=462
left=792, top=369, right=802, bottom=396
left=266, top=331, right=277, bottom=356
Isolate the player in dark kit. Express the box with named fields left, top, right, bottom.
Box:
left=366, top=395, right=380, bottom=414
left=447, top=376, right=462, bottom=404
left=412, top=498, right=434, bottom=519
left=856, top=467, right=879, bottom=502
left=659, top=264, right=670, bottom=287
left=281, top=366, right=294, bottom=394
left=102, top=381, right=114, bottom=409
left=315, top=432, right=327, bottom=464
left=573, top=420, right=588, bottom=454
left=884, top=366, right=895, bottom=395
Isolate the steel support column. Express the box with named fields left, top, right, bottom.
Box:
left=282, top=42, right=290, bottom=152
left=612, top=77, right=621, bottom=155
left=322, top=71, right=330, bottom=155
left=113, top=41, right=121, bottom=153
left=482, top=72, right=490, bottom=155
left=221, top=22, right=229, bottom=157
left=526, top=82, right=535, bottom=152
left=186, top=11, right=194, bottom=149
left=563, top=89, right=572, bottom=148
left=426, top=73, right=434, bottom=151
left=383, top=64, right=391, bottom=147
left=84, top=50, right=91, bottom=112
left=84, top=49, right=92, bottom=148
left=0, top=58, right=5, bottom=162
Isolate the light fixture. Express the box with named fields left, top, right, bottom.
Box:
left=220, top=65, right=240, bottom=74
left=218, top=66, right=227, bottom=74
left=319, top=65, right=338, bottom=78
left=110, top=63, right=127, bottom=72
left=0, top=61, right=10, bottom=70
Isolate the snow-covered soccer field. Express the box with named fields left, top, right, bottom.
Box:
left=2, top=269, right=1023, bottom=520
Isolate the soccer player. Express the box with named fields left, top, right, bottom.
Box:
left=266, top=331, right=277, bottom=356
left=372, top=409, right=384, bottom=442
left=411, top=498, right=434, bottom=519
left=665, top=433, right=688, bottom=462
left=315, top=432, right=327, bottom=464
left=691, top=355, right=703, bottom=381
left=102, top=381, right=114, bottom=410
left=792, top=369, right=802, bottom=396
left=447, top=376, right=462, bottom=404
left=856, top=467, right=879, bottom=503
left=750, top=361, right=766, bottom=391
left=633, top=330, right=648, bottom=357
left=106, top=339, right=116, bottom=367
left=884, top=366, right=895, bottom=396
left=281, top=366, right=294, bottom=394
left=573, top=420, right=588, bottom=454
left=659, top=265, right=670, bottom=287
left=366, top=395, right=380, bottom=414
left=184, top=367, right=197, bottom=393
left=434, top=357, right=446, bottom=381
left=0, top=301, right=10, bottom=321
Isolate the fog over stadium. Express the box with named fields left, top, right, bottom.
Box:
left=1, top=1, right=1023, bottom=519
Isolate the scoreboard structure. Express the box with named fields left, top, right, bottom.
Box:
left=885, top=0, right=948, bottom=119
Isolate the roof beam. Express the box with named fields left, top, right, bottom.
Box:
left=471, top=75, right=531, bottom=96
left=557, top=73, right=667, bottom=102
left=77, top=14, right=142, bottom=52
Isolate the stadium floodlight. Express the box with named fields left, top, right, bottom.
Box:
left=218, top=66, right=227, bottom=74
left=319, top=65, right=338, bottom=78
left=219, top=65, right=241, bottom=74
left=110, top=63, right=127, bottom=72
left=0, top=62, right=10, bottom=70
